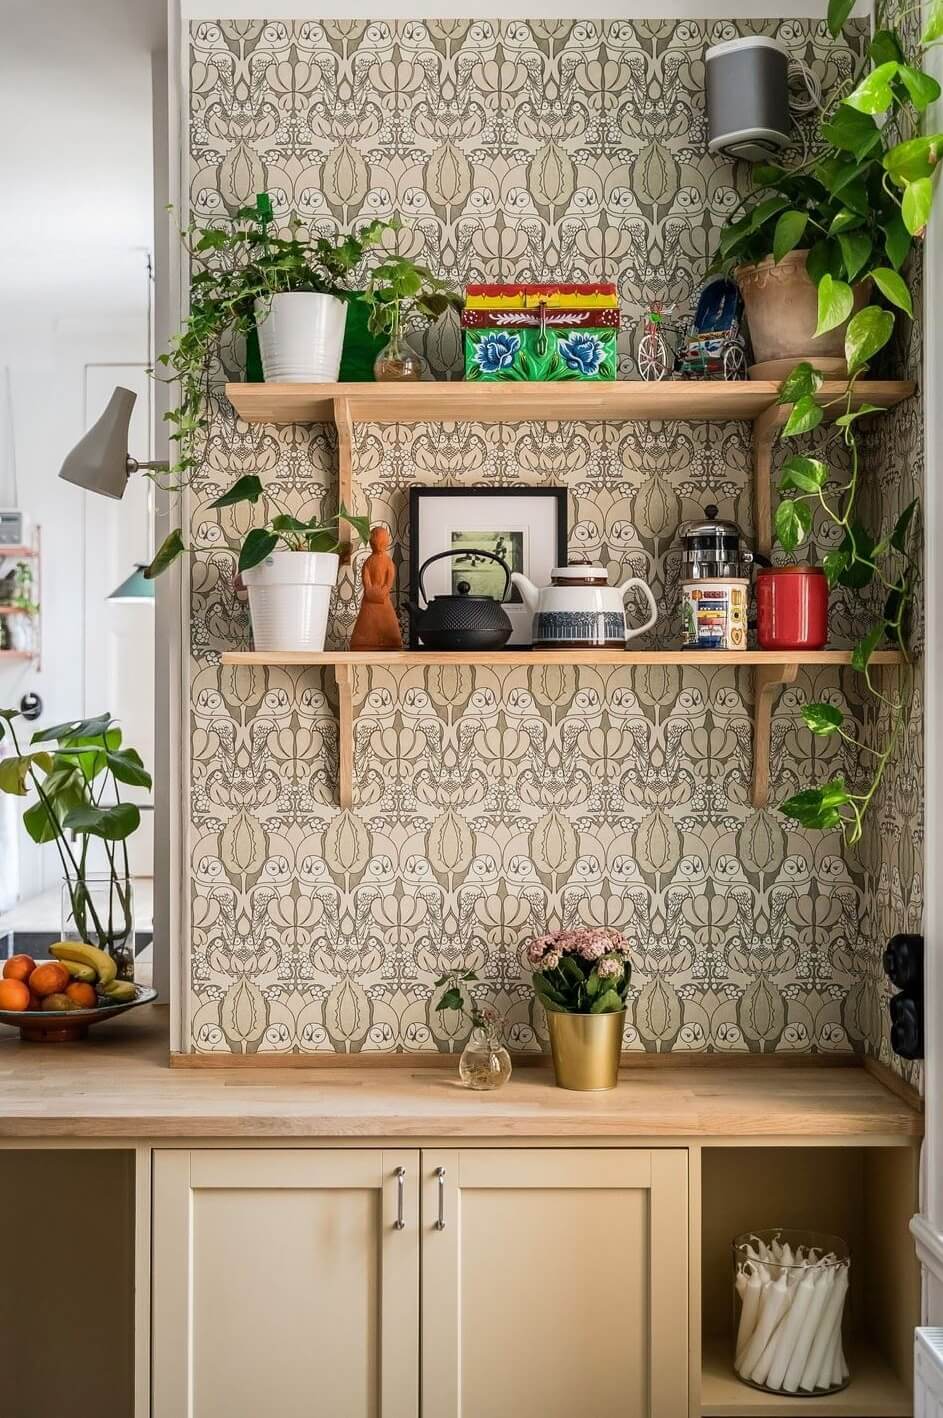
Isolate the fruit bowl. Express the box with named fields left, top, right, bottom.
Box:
left=0, top=979, right=157, bottom=1042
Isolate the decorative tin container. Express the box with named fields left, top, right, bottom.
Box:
left=755, top=565, right=828, bottom=650
left=462, top=283, right=619, bottom=382
left=681, top=577, right=749, bottom=651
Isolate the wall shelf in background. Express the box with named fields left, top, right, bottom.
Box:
left=221, top=648, right=906, bottom=813
left=225, top=379, right=914, bottom=561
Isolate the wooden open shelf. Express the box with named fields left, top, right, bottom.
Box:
left=0, top=546, right=36, bottom=559
left=0, top=650, right=34, bottom=661
left=225, top=379, right=912, bottom=428
left=221, top=648, right=906, bottom=812
left=225, top=379, right=914, bottom=560
left=701, top=1336, right=910, bottom=1417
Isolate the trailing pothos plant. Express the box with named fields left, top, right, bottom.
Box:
left=757, top=4, right=942, bottom=844
left=145, top=195, right=460, bottom=579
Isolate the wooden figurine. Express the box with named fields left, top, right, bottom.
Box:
left=350, top=526, right=403, bottom=651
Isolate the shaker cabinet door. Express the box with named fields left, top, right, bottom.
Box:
left=421, top=1148, right=688, bottom=1418
left=152, top=1149, right=419, bottom=1418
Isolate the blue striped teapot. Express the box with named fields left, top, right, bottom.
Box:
left=511, top=563, right=658, bottom=649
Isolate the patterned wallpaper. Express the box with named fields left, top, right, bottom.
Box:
left=183, top=17, right=927, bottom=1064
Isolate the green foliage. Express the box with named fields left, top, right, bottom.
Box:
left=758, top=16, right=932, bottom=847
left=715, top=30, right=941, bottom=290
left=202, top=477, right=372, bottom=572
left=433, top=970, right=499, bottom=1033
left=151, top=196, right=458, bottom=576
left=532, top=953, right=630, bottom=1015
left=0, top=711, right=150, bottom=957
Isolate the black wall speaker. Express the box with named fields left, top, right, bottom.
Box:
left=883, top=932, right=924, bottom=1060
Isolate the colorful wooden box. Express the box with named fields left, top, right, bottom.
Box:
left=462, top=283, right=620, bottom=381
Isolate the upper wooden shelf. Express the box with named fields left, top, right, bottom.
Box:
left=221, top=648, right=905, bottom=668
left=0, top=546, right=35, bottom=559
left=225, top=379, right=914, bottom=427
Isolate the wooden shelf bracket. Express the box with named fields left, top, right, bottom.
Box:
left=752, top=403, right=789, bottom=559
left=333, top=395, right=355, bottom=565
left=751, top=663, right=799, bottom=809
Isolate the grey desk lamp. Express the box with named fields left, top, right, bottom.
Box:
left=58, top=386, right=167, bottom=499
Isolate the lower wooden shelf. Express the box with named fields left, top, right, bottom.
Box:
left=219, top=647, right=907, bottom=812
left=701, top=1336, right=911, bottom=1417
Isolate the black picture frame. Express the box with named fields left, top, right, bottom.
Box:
left=408, top=486, right=568, bottom=649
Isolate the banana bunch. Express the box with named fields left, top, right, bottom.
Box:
left=50, top=942, right=137, bottom=1002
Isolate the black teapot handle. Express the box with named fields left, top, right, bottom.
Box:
left=417, top=548, right=512, bottom=606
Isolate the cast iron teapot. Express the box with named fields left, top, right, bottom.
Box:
left=409, top=548, right=513, bottom=651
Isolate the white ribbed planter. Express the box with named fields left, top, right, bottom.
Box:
left=242, top=551, right=339, bottom=652
left=254, top=292, right=347, bottom=383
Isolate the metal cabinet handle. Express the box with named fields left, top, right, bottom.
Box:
left=394, top=1166, right=406, bottom=1229
left=434, top=1166, right=446, bottom=1230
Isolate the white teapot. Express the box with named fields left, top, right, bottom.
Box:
left=511, top=563, right=658, bottom=648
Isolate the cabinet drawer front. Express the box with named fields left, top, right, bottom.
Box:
left=153, top=1149, right=418, bottom=1418
left=422, top=1147, right=688, bottom=1418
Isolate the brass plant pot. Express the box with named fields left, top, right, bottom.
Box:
left=546, top=1009, right=625, bottom=1091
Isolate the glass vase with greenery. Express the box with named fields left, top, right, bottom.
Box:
left=362, top=252, right=463, bottom=381
left=719, top=7, right=942, bottom=842
left=0, top=710, right=151, bottom=979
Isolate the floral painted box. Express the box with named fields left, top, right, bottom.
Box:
left=462, top=283, right=619, bottom=381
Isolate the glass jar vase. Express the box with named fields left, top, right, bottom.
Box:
left=459, top=1025, right=512, bottom=1090
left=373, top=332, right=428, bottom=382
left=733, top=1229, right=850, bottom=1397
left=61, top=874, right=135, bottom=982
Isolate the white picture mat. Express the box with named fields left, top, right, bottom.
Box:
left=415, top=494, right=561, bottom=646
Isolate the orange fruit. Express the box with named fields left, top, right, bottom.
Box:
left=64, top=982, right=97, bottom=1010
left=41, top=992, right=75, bottom=1012
left=0, top=979, right=31, bottom=1012
left=3, top=954, right=36, bottom=983
left=28, top=962, right=70, bottom=998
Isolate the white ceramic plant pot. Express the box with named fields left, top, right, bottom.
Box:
left=241, top=551, right=339, bottom=652
left=254, top=292, right=348, bottom=383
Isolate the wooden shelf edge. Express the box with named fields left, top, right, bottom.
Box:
left=701, top=1335, right=911, bottom=1417
left=219, top=648, right=907, bottom=668
left=224, top=379, right=915, bottom=427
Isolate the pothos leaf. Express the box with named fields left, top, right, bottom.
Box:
left=779, top=456, right=828, bottom=493
left=871, top=267, right=913, bottom=317
left=852, top=623, right=887, bottom=672
left=845, top=305, right=895, bottom=376
left=238, top=528, right=279, bottom=572
left=802, top=703, right=844, bottom=735
left=783, top=394, right=824, bottom=437
left=845, top=61, right=899, bottom=115
left=773, top=210, right=808, bottom=263
left=890, top=498, right=918, bottom=553
left=210, top=474, right=264, bottom=508
left=827, top=0, right=856, bottom=36
left=780, top=780, right=850, bottom=830
left=902, top=177, right=933, bottom=236
left=774, top=498, right=812, bottom=552
left=815, top=274, right=854, bottom=338
left=777, top=362, right=823, bottom=405
left=924, top=0, right=943, bottom=43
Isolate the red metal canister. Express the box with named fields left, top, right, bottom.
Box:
left=755, top=565, right=828, bottom=650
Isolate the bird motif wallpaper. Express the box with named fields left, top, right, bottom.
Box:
left=185, top=16, right=921, bottom=1080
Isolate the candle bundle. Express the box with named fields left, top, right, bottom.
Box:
left=734, top=1232, right=850, bottom=1395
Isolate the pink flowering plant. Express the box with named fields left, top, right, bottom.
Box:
left=527, top=928, right=633, bottom=1015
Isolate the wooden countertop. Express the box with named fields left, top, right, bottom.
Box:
left=0, top=1008, right=922, bottom=1142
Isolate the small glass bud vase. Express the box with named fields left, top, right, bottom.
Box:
left=459, top=1024, right=512, bottom=1090
left=373, top=332, right=428, bottom=382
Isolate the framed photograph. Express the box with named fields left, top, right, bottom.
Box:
left=409, top=487, right=568, bottom=647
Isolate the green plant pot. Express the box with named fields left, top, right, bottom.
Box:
left=245, top=290, right=384, bottom=383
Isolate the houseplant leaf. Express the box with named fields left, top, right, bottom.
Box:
left=902, top=177, right=933, bottom=235
left=851, top=623, right=886, bottom=672
left=238, top=528, right=279, bottom=573
left=924, top=0, right=943, bottom=43
left=869, top=29, right=905, bottom=65
left=783, top=394, right=824, bottom=437
left=774, top=499, right=812, bottom=552
left=845, top=61, right=899, bottom=115
left=780, top=780, right=850, bottom=830
left=837, top=230, right=872, bottom=283
left=890, top=498, right=918, bottom=552
left=870, top=267, right=913, bottom=316
left=883, top=135, right=943, bottom=184
left=144, top=528, right=185, bottom=579
left=822, top=105, right=881, bottom=158
left=802, top=704, right=844, bottom=735
left=779, top=456, right=828, bottom=493
left=777, top=362, right=823, bottom=405
left=827, top=0, right=855, bottom=36
left=62, top=802, right=142, bottom=842
left=210, top=474, right=264, bottom=508
left=815, top=275, right=854, bottom=338
left=897, top=65, right=941, bottom=111
left=105, top=748, right=153, bottom=790
left=845, top=306, right=894, bottom=376
left=773, top=210, right=808, bottom=263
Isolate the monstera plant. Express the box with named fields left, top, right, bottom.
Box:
left=743, top=7, right=942, bottom=842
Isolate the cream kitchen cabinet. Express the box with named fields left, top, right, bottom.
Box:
left=151, top=1148, right=420, bottom=1418
left=151, top=1145, right=688, bottom=1418
left=421, top=1148, right=689, bottom=1418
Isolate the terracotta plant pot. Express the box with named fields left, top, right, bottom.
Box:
left=736, top=251, right=871, bottom=380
